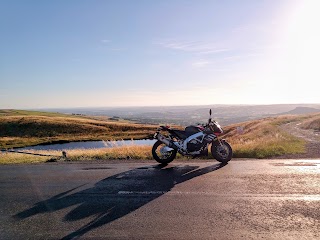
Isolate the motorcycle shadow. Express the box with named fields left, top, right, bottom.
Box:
left=14, top=162, right=227, bottom=239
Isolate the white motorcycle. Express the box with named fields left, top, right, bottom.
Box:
left=152, top=109, right=232, bottom=164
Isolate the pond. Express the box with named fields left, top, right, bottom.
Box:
left=18, top=139, right=157, bottom=151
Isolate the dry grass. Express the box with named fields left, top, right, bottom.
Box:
left=300, top=114, right=320, bottom=131
left=223, top=117, right=305, bottom=158
left=0, top=110, right=155, bottom=148
left=271, top=113, right=318, bottom=126
left=0, top=152, right=53, bottom=164
left=270, top=112, right=320, bottom=131
left=66, top=145, right=153, bottom=161
left=0, top=145, right=154, bottom=164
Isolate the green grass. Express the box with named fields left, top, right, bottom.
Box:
left=231, top=134, right=305, bottom=159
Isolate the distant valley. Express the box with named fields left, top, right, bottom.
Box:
left=40, top=104, right=320, bottom=126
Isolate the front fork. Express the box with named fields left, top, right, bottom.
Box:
left=212, top=137, right=226, bottom=148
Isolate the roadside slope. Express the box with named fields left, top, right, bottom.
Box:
left=277, top=114, right=320, bottom=158
left=0, top=110, right=155, bottom=148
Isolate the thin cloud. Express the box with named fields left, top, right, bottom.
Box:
left=100, top=39, right=127, bottom=51
left=199, top=49, right=230, bottom=54
left=109, top=48, right=127, bottom=51
left=191, top=60, right=230, bottom=72
left=155, top=39, right=230, bottom=55
left=222, top=53, right=263, bottom=61
left=101, top=39, right=111, bottom=44
left=159, top=40, right=199, bottom=51
left=192, top=60, right=211, bottom=68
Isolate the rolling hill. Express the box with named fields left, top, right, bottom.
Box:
left=0, top=109, right=155, bottom=149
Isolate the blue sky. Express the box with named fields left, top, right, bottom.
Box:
left=1, top=0, right=319, bottom=108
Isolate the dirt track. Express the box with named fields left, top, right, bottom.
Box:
left=277, top=122, right=320, bottom=159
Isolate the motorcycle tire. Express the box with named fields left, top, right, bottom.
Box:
left=211, top=140, right=232, bottom=163
left=152, top=140, right=177, bottom=164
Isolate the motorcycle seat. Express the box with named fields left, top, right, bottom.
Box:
left=171, top=130, right=188, bottom=139
left=171, top=129, right=199, bottom=139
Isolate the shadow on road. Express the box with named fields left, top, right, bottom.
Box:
left=14, top=162, right=227, bottom=239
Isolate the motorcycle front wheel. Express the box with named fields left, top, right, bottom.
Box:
left=211, top=141, right=232, bottom=163
left=152, top=140, right=177, bottom=164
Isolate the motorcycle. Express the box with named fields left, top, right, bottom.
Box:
left=152, top=109, right=232, bottom=164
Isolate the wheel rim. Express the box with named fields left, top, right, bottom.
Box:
left=156, top=143, right=174, bottom=160
left=216, top=145, right=229, bottom=159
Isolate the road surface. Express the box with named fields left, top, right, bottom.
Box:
left=0, top=159, right=319, bottom=239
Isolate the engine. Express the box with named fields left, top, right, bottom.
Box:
left=186, top=139, right=203, bottom=152
left=186, top=133, right=216, bottom=153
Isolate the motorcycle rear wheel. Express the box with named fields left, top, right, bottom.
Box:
left=152, top=140, right=177, bottom=164
left=211, top=141, right=232, bottom=163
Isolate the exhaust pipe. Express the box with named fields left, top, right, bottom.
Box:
left=157, top=134, right=179, bottom=150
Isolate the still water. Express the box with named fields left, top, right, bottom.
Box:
left=19, top=139, right=156, bottom=151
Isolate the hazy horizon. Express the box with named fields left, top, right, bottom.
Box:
left=3, top=102, right=320, bottom=111
left=36, top=103, right=320, bottom=126
left=2, top=103, right=320, bottom=127
left=1, top=0, right=320, bottom=108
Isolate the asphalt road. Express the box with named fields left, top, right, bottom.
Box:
left=0, top=159, right=319, bottom=240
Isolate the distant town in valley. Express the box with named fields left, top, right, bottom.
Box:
left=39, top=104, right=320, bottom=126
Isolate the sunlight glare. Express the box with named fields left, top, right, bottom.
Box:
left=239, top=0, right=320, bottom=105
left=284, top=0, right=320, bottom=82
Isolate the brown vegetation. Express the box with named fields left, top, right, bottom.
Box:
left=300, top=114, right=320, bottom=131
left=223, top=116, right=305, bottom=158
left=0, top=110, right=155, bottom=149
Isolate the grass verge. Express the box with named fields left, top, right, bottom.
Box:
left=0, top=145, right=154, bottom=164
left=223, top=117, right=306, bottom=159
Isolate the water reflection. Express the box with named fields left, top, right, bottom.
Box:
left=19, top=139, right=156, bottom=151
